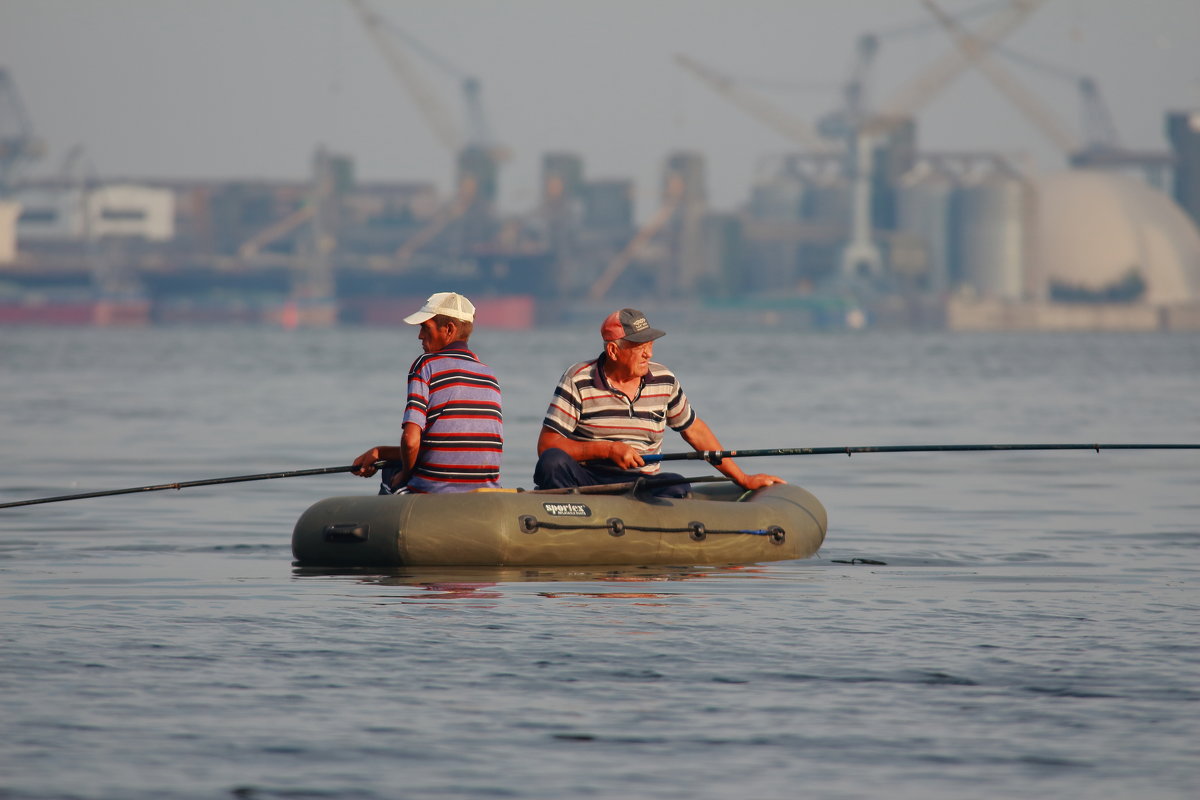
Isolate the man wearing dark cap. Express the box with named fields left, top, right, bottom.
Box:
left=535, top=307, right=782, bottom=497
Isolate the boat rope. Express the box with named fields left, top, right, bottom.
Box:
left=517, top=515, right=787, bottom=544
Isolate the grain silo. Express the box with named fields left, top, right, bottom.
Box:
left=896, top=163, right=956, bottom=293
left=955, top=168, right=1029, bottom=300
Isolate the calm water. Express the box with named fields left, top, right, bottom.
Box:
left=2, top=325, right=1198, bottom=799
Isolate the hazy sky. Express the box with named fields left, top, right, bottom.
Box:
left=2, top=0, right=1198, bottom=214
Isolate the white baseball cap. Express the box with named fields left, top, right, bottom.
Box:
left=402, top=292, right=476, bottom=324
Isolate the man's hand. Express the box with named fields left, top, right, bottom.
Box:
left=607, top=441, right=645, bottom=470
left=737, top=473, right=786, bottom=490
left=352, top=448, right=382, bottom=477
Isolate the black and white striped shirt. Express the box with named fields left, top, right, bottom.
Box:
left=542, top=354, right=695, bottom=475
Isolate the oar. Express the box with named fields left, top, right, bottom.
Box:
left=644, top=443, right=1200, bottom=465
left=0, top=461, right=395, bottom=510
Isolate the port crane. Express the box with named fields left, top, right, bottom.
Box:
left=0, top=67, right=46, bottom=196
left=346, top=0, right=503, bottom=158
left=676, top=0, right=1049, bottom=281
left=815, top=32, right=880, bottom=141
left=346, top=0, right=509, bottom=266
left=921, top=0, right=1172, bottom=180
left=674, top=55, right=837, bottom=155
left=346, top=0, right=507, bottom=184
left=921, top=0, right=1078, bottom=155
left=844, top=0, right=1047, bottom=279
left=594, top=53, right=844, bottom=301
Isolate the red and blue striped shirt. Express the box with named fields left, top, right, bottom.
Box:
left=402, top=343, right=503, bottom=493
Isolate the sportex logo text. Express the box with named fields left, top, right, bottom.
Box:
left=542, top=502, right=591, bottom=517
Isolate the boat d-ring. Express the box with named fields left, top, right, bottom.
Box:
left=606, top=517, right=626, bottom=537
left=767, top=525, right=786, bottom=544
left=518, top=515, right=539, bottom=534
left=688, top=521, right=707, bottom=542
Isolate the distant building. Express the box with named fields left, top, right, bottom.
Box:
left=87, top=184, right=174, bottom=241
left=0, top=201, right=20, bottom=262
left=1167, top=110, right=1200, bottom=230
left=16, top=183, right=174, bottom=242
left=14, top=186, right=85, bottom=240
left=1032, top=170, right=1200, bottom=305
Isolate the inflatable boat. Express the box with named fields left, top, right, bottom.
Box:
left=292, top=482, right=827, bottom=568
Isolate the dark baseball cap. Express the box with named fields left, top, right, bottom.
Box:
left=601, top=308, right=665, bottom=343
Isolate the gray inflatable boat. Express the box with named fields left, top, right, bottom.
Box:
left=292, top=482, right=827, bottom=567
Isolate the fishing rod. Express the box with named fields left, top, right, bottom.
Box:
left=7, top=443, right=1197, bottom=510
left=531, top=475, right=731, bottom=495
left=0, top=461, right=395, bottom=510
left=2, top=458, right=726, bottom=509
left=644, top=443, right=1200, bottom=464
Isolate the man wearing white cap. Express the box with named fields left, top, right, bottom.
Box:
left=352, top=292, right=503, bottom=493
left=535, top=307, right=782, bottom=497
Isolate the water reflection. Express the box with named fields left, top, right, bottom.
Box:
left=396, top=582, right=505, bottom=603
left=291, top=563, right=759, bottom=605
left=291, top=562, right=762, bottom=588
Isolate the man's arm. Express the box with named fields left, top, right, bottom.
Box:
left=679, top=418, right=785, bottom=490
left=537, top=427, right=645, bottom=470
left=352, top=421, right=423, bottom=482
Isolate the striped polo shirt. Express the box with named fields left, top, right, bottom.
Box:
left=402, top=342, right=503, bottom=493
left=542, top=354, right=695, bottom=475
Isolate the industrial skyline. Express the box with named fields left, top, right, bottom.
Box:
left=2, top=0, right=1198, bottom=215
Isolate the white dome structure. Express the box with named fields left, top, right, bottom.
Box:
left=1032, top=170, right=1200, bottom=304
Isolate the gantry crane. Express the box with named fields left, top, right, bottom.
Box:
left=0, top=67, right=46, bottom=196
left=922, top=1, right=1171, bottom=179
left=673, top=55, right=837, bottom=154
left=921, top=0, right=1078, bottom=154
left=817, top=33, right=881, bottom=141
left=676, top=0, right=1049, bottom=281
left=841, top=0, right=1048, bottom=278
left=346, top=0, right=509, bottom=266
left=346, top=0, right=507, bottom=193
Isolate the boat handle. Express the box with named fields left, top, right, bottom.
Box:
left=323, top=522, right=369, bottom=543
